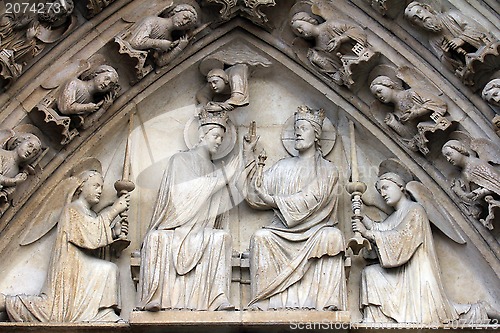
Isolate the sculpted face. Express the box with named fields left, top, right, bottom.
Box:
left=291, top=20, right=316, bottom=38
left=172, top=11, right=196, bottom=29
left=294, top=119, right=316, bottom=152
left=378, top=179, right=404, bottom=207
left=371, top=84, right=394, bottom=104
left=201, top=126, right=225, bottom=155
left=405, top=5, right=441, bottom=31
left=482, top=84, right=500, bottom=107
left=208, top=76, right=226, bottom=93
left=442, top=146, right=464, bottom=167
left=81, top=174, right=104, bottom=206
left=94, top=73, right=116, bottom=93
left=17, top=137, right=41, bottom=162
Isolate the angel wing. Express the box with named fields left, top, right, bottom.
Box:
left=20, top=176, right=79, bottom=246
left=121, top=1, right=174, bottom=23
left=0, top=129, right=15, bottom=148
left=311, top=0, right=345, bottom=21
left=406, top=181, right=466, bottom=244
left=396, top=66, right=442, bottom=95
left=467, top=159, right=500, bottom=195
left=199, top=41, right=272, bottom=75
left=470, top=137, right=500, bottom=165
left=41, top=59, right=91, bottom=90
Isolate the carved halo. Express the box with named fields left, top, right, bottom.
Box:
left=183, top=114, right=237, bottom=160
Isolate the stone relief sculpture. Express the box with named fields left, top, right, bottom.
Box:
left=369, top=71, right=452, bottom=155
left=366, top=0, right=405, bottom=18
left=0, top=127, right=43, bottom=216
left=29, top=64, right=120, bottom=145
left=482, top=79, right=500, bottom=136
left=404, top=1, right=500, bottom=89
left=352, top=159, right=498, bottom=324
left=0, top=1, right=77, bottom=88
left=115, top=4, right=200, bottom=81
left=289, top=4, right=378, bottom=89
left=442, top=133, right=500, bottom=230
left=0, top=158, right=129, bottom=322
left=204, top=0, right=276, bottom=25
left=195, top=43, right=271, bottom=112
left=241, top=105, right=346, bottom=311
left=137, top=110, right=239, bottom=311
left=81, top=0, right=117, bottom=18
left=482, top=79, right=500, bottom=108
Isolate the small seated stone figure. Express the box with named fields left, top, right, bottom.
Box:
left=0, top=158, right=129, bottom=322
left=290, top=10, right=377, bottom=88
left=57, top=64, right=119, bottom=116
left=404, top=1, right=499, bottom=88
left=0, top=130, right=42, bottom=215
left=370, top=75, right=451, bottom=155
left=115, top=4, right=198, bottom=79
left=241, top=105, right=347, bottom=311
left=195, top=65, right=249, bottom=112
left=442, top=138, right=500, bottom=230
left=29, top=64, right=119, bottom=145
left=353, top=161, right=498, bottom=323
left=137, top=110, right=239, bottom=311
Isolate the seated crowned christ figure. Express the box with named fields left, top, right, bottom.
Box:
left=137, top=110, right=240, bottom=312
left=241, top=105, right=347, bottom=311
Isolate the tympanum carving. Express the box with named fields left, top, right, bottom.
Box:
left=196, top=43, right=271, bottom=112
left=241, top=105, right=347, bottom=311
left=0, top=158, right=129, bottom=322
left=137, top=110, right=238, bottom=311
left=353, top=159, right=497, bottom=323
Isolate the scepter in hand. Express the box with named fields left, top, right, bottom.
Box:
left=111, top=111, right=136, bottom=256
left=346, top=120, right=371, bottom=255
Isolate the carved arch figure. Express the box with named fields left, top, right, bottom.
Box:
left=0, top=158, right=129, bottom=322
left=353, top=159, right=498, bottom=323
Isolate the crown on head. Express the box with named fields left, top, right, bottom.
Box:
left=294, top=105, right=325, bottom=127
left=198, top=109, right=229, bottom=130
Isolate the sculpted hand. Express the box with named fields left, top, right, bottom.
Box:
left=243, top=133, right=259, bottom=155
left=399, top=111, right=413, bottom=123
left=114, top=193, right=130, bottom=214
left=177, top=36, right=189, bottom=50
left=86, top=102, right=102, bottom=113
left=205, top=102, right=223, bottom=112
left=352, top=218, right=367, bottom=235
left=255, top=183, right=276, bottom=208
left=14, top=172, right=28, bottom=185
left=326, top=38, right=340, bottom=52
left=446, top=38, right=465, bottom=50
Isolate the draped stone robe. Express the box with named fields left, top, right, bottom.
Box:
left=5, top=201, right=121, bottom=322
left=244, top=152, right=346, bottom=310
left=137, top=150, right=232, bottom=311
left=361, top=201, right=488, bottom=323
